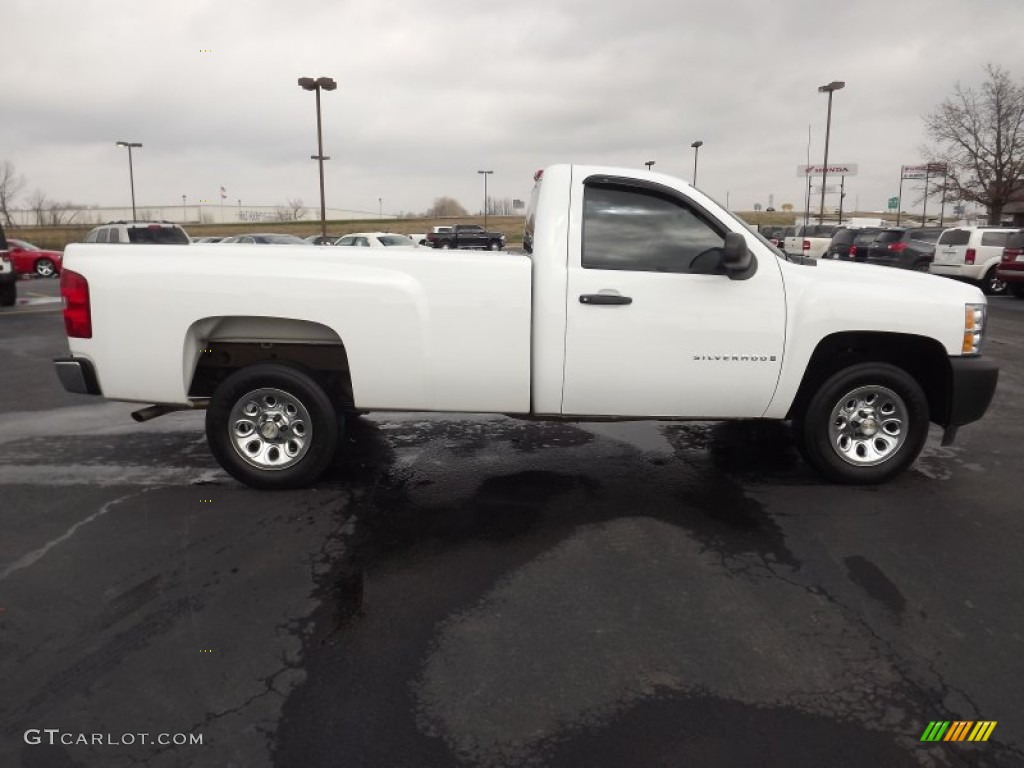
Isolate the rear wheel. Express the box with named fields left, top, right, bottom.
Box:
left=206, top=364, right=339, bottom=489
left=911, top=260, right=930, bottom=273
left=981, top=267, right=1007, bottom=295
left=794, top=362, right=929, bottom=484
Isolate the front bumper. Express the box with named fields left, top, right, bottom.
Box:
left=940, top=357, right=999, bottom=444
left=54, top=356, right=102, bottom=395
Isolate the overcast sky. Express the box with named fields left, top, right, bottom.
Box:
left=4, top=0, right=1024, bottom=218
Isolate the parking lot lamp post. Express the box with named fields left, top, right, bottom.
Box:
left=645, top=160, right=655, bottom=171
left=690, top=141, right=703, bottom=186
left=115, top=142, right=142, bottom=220
left=182, top=194, right=186, bottom=222
left=379, top=197, right=383, bottom=220
left=298, top=76, right=337, bottom=244
left=477, top=170, right=493, bottom=231
left=817, top=81, right=845, bottom=224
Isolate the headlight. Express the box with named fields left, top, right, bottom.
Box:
left=962, top=303, right=986, bottom=355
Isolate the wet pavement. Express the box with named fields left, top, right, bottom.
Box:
left=1, top=281, right=1023, bottom=767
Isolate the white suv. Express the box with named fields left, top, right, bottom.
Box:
left=84, top=221, right=190, bottom=245
left=930, top=226, right=1018, bottom=295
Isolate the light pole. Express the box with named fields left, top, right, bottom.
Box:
left=182, top=194, right=186, bottom=223
left=379, top=197, right=383, bottom=220
left=115, top=141, right=142, bottom=220
left=690, top=141, right=703, bottom=186
left=645, top=160, right=655, bottom=171
left=477, top=170, right=493, bottom=231
left=817, top=80, right=845, bottom=224
left=298, top=76, right=337, bottom=244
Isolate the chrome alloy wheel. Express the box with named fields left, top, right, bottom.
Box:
left=828, top=385, right=908, bottom=467
left=228, top=388, right=312, bottom=470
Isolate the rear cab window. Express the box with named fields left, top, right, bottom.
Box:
left=938, top=229, right=970, bottom=246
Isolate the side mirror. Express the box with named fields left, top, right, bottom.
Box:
left=722, top=232, right=752, bottom=273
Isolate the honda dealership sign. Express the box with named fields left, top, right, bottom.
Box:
left=798, top=163, right=858, bottom=177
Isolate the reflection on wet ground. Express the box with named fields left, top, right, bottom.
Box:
left=273, top=416, right=1017, bottom=767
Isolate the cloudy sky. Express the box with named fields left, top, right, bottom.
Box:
left=4, top=0, right=1024, bottom=218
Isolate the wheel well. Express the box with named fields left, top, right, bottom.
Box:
left=786, top=332, right=951, bottom=423
left=186, top=317, right=354, bottom=410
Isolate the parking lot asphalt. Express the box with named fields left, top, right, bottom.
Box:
left=1, top=278, right=1023, bottom=767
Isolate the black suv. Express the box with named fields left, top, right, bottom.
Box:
left=863, top=228, right=944, bottom=271
left=0, top=223, right=16, bottom=307
left=823, top=227, right=863, bottom=260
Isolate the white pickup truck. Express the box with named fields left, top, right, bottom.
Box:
left=54, top=165, right=998, bottom=489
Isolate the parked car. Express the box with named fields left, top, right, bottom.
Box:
left=85, top=221, right=191, bottom=244
left=304, top=234, right=338, bottom=245
left=0, top=224, right=15, bottom=307
left=219, top=234, right=308, bottom=245
left=995, top=229, right=1024, bottom=298
left=783, top=223, right=840, bottom=259
left=862, top=227, right=944, bottom=271
left=407, top=233, right=428, bottom=246
left=192, top=236, right=227, bottom=244
left=5, top=238, right=63, bottom=277
left=930, top=226, right=1019, bottom=295
left=334, top=233, right=419, bottom=248
left=427, top=224, right=506, bottom=250
left=843, top=228, right=887, bottom=261
left=823, top=227, right=862, bottom=260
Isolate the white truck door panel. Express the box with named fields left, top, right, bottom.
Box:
left=562, top=178, right=786, bottom=418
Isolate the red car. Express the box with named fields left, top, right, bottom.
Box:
left=7, top=238, right=62, bottom=278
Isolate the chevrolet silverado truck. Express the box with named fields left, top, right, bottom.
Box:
left=427, top=224, right=505, bottom=250
left=53, top=164, right=998, bottom=490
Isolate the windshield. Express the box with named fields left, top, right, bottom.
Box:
left=379, top=235, right=416, bottom=246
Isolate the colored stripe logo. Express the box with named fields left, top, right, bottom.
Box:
left=920, top=721, right=997, bottom=742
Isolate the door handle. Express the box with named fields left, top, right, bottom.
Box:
left=579, top=294, right=632, bottom=305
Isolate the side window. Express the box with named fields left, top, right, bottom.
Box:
left=109, top=228, right=122, bottom=243
left=354, top=238, right=369, bottom=247
left=980, top=231, right=1010, bottom=247
left=582, top=183, right=725, bottom=274
left=85, top=229, right=99, bottom=243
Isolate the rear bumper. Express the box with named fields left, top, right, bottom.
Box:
left=995, top=261, right=1024, bottom=282
left=944, top=357, right=998, bottom=429
left=53, top=356, right=102, bottom=395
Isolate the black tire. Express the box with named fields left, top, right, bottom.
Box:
left=981, top=267, right=1007, bottom=296
left=0, top=282, right=15, bottom=307
left=205, top=364, right=339, bottom=489
left=488, top=240, right=501, bottom=251
left=911, top=260, right=930, bottom=273
left=35, top=258, right=57, bottom=278
left=439, top=240, right=452, bottom=250
left=794, top=362, right=929, bottom=485
left=1008, top=282, right=1024, bottom=299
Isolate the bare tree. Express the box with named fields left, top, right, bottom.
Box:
left=287, top=198, right=305, bottom=221
left=0, top=160, right=26, bottom=227
left=426, top=196, right=468, bottom=217
left=27, top=189, right=49, bottom=226
left=923, top=64, right=1024, bottom=223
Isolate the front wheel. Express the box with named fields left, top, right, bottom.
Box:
left=794, top=362, right=929, bottom=484
left=488, top=240, right=502, bottom=251
left=35, top=258, right=57, bottom=277
left=206, top=364, right=339, bottom=489
left=439, top=241, right=452, bottom=250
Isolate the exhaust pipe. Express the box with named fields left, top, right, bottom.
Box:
left=131, top=404, right=189, bottom=423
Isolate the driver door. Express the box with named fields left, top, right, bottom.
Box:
left=561, top=178, right=786, bottom=418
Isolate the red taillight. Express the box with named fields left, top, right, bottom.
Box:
left=888, top=242, right=907, bottom=253
left=1004, top=247, right=1022, bottom=262
left=802, top=239, right=810, bottom=252
left=61, top=269, right=92, bottom=338
left=965, top=248, right=976, bottom=265
left=848, top=245, right=857, bottom=256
